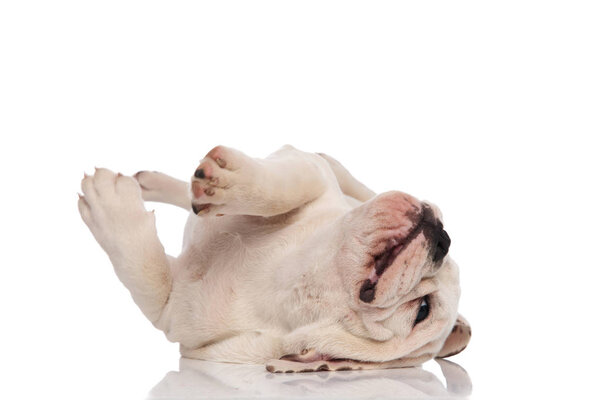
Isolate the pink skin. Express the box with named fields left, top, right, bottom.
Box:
left=367, top=236, right=408, bottom=283
left=191, top=159, right=219, bottom=212
left=206, top=146, right=225, bottom=163
left=192, top=181, right=204, bottom=198
left=364, top=192, right=424, bottom=270
left=337, top=192, right=434, bottom=307
left=191, top=151, right=229, bottom=209
left=280, top=349, right=334, bottom=363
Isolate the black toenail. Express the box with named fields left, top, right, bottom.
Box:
left=195, top=169, right=205, bottom=179
left=192, top=203, right=210, bottom=215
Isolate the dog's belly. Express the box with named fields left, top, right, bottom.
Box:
left=157, top=210, right=346, bottom=350
left=158, top=269, right=243, bottom=348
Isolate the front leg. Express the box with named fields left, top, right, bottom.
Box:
left=78, top=168, right=172, bottom=324
left=190, top=145, right=338, bottom=217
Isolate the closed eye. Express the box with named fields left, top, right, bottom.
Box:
left=414, top=295, right=430, bottom=326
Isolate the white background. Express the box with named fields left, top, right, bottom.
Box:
left=1, top=1, right=599, bottom=399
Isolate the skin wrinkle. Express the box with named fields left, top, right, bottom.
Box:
left=360, top=202, right=449, bottom=305
left=360, top=238, right=423, bottom=304
left=370, top=209, right=427, bottom=276
left=404, top=261, right=419, bottom=298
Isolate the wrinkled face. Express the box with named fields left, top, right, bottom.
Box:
left=334, top=191, right=469, bottom=362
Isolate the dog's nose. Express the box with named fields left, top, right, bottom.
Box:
left=431, top=224, right=451, bottom=262
left=421, top=204, right=451, bottom=262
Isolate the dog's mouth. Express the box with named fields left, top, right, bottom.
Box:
left=373, top=213, right=425, bottom=274
left=373, top=236, right=410, bottom=276
left=359, top=206, right=433, bottom=303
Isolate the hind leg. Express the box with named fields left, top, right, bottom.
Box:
left=318, top=153, right=376, bottom=202
left=135, top=171, right=190, bottom=210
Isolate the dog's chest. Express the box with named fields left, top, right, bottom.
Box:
left=183, top=214, right=306, bottom=273
left=170, top=214, right=319, bottom=323
left=164, top=210, right=348, bottom=342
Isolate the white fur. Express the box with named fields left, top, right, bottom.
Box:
left=78, top=145, right=467, bottom=371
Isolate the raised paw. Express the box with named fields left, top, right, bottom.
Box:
left=190, top=145, right=257, bottom=216
left=189, top=145, right=329, bottom=217
left=78, top=168, right=154, bottom=256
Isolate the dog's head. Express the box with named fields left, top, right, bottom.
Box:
left=336, top=190, right=469, bottom=355
left=271, top=191, right=469, bottom=372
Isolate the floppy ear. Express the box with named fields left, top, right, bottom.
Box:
left=265, top=349, right=432, bottom=373
left=436, top=314, right=471, bottom=358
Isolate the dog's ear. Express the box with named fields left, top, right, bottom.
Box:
left=436, top=314, right=471, bottom=358
left=265, top=349, right=432, bottom=373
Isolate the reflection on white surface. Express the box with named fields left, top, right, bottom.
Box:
left=148, top=357, right=471, bottom=399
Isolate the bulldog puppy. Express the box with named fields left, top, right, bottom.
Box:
left=78, top=145, right=470, bottom=373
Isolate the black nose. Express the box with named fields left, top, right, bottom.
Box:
left=432, top=226, right=451, bottom=262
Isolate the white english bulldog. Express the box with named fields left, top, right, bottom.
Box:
left=78, top=145, right=470, bottom=373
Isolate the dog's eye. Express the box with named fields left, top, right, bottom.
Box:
left=414, top=296, right=430, bottom=326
